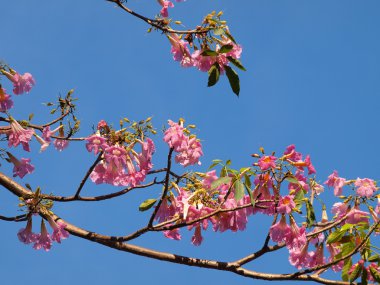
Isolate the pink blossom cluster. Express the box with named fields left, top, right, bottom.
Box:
left=163, top=120, right=203, bottom=167
left=168, top=34, right=243, bottom=73
left=324, top=171, right=378, bottom=198
left=88, top=132, right=155, bottom=187
left=155, top=170, right=253, bottom=245
left=17, top=217, right=69, bottom=251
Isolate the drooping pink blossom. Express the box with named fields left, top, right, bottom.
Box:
left=191, top=224, right=203, bottom=246
left=54, top=139, right=69, bottom=151
left=34, top=134, right=50, bottom=152
left=354, top=178, right=377, bottom=198
left=191, top=50, right=215, bottom=72
left=33, top=220, right=52, bottom=251
left=174, top=136, right=203, bottom=167
left=7, top=118, right=34, bottom=151
left=346, top=208, right=370, bottom=225
left=331, top=202, right=348, bottom=219
left=155, top=198, right=176, bottom=223
left=86, top=134, right=108, bottom=155
left=252, top=173, right=275, bottom=215
left=137, top=138, right=155, bottom=172
left=276, top=195, right=295, bottom=214
left=308, top=244, right=325, bottom=268
left=1, top=70, right=35, bottom=95
left=47, top=216, right=69, bottom=243
left=270, top=214, right=291, bottom=243
left=168, top=34, right=193, bottom=67
left=97, top=120, right=108, bottom=130
left=324, top=170, right=346, bottom=196
left=17, top=218, right=37, bottom=244
left=7, top=152, right=35, bottom=178
left=327, top=243, right=344, bottom=272
left=257, top=155, right=277, bottom=171
left=285, top=216, right=307, bottom=249
left=289, top=243, right=312, bottom=269
left=0, top=87, right=13, bottom=112
left=202, top=170, right=218, bottom=190
left=375, top=197, right=380, bottom=215
left=42, top=125, right=62, bottom=142
left=164, top=228, right=181, bottom=240
left=158, top=0, right=174, bottom=18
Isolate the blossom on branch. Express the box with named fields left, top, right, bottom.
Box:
left=7, top=118, right=34, bottom=152
left=0, top=87, right=13, bottom=112
left=1, top=69, right=35, bottom=95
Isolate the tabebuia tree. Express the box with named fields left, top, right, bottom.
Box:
left=0, top=1, right=379, bottom=284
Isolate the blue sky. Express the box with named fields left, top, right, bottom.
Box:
left=1, top=1, right=379, bottom=284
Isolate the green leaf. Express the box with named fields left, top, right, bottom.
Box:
left=202, top=50, right=218, bottom=56
left=349, top=263, right=362, bottom=282
left=224, top=65, right=240, bottom=96
left=227, top=56, right=246, bottom=71
left=219, top=44, right=234, bottom=53
left=139, top=199, right=157, bottom=212
left=211, top=176, right=231, bottom=190
left=224, top=30, right=237, bottom=44
left=327, top=230, right=345, bottom=244
left=340, top=241, right=355, bottom=256
left=342, top=258, right=352, bottom=282
left=368, top=254, right=380, bottom=262
left=208, top=63, right=220, bottom=87
left=369, top=265, right=380, bottom=283
left=286, top=177, right=299, bottom=184
left=213, top=28, right=224, bottom=36
left=361, top=266, right=368, bottom=285
left=212, top=159, right=223, bottom=164
left=234, top=180, right=245, bottom=202
left=244, top=173, right=252, bottom=189
left=305, top=199, right=316, bottom=227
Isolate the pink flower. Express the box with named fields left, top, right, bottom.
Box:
left=284, top=144, right=303, bottom=162
left=158, top=0, right=174, bottom=17
left=375, top=197, right=380, bottom=215
left=1, top=70, right=35, bottom=95
left=137, top=138, right=155, bottom=171
left=86, top=134, right=108, bottom=155
left=155, top=198, right=176, bottom=223
left=288, top=171, right=309, bottom=194
left=311, top=181, right=324, bottom=195
left=174, top=136, right=203, bottom=167
left=191, top=50, right=216, bottom=72
left=42, top=125, right=62, bottom=142
left=327, top=243, right=344, bottom=272
left=270, top=214, right=291, bottom=243
left=164, top=120, right=203, bottom=167
left=276, top=195, right=295, bottom=214
left=202, top=170, right=218, bottom=190
left=308, top=244, right=325, bottom=268
left=355, top=178, right=377, bottom=198
left=47, top=217, right=69, bottom=243
left=7, top=152, right=35, bottom=178
left=0, top=87, right=13, bottom=112
left=164, top=228, right=181, bottom=240
left=168, top=34, right=193, bottom=67
left=33, top=220, right=52, bottom=251
left=346, top=208, right=370, bottom=225
left=54, top=139, right=69, bottom=151
left=163, top=120, right=186, bottom=150
left=285, top=217, right=307, bottom=249
left=289, top=243, right=312, bottom=269
left=304, top=155, right=316, bottom=175
left=7, top=118, right=34, bottom=152
left=191, top=224, right=203, bottom=246
left=324, top=170, right=346, bottom=196
left=331, top=202, right=348, bottom=219
left=17, top=218, right=37, bottom=244
left=34, top=134, right=50, bottom=152
left=257, top=155, right=277, bottom=171
left=97, top=120, right=108, bottom=130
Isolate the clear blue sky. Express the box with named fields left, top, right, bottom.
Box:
left=1, top=1, right=379, bottom=284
